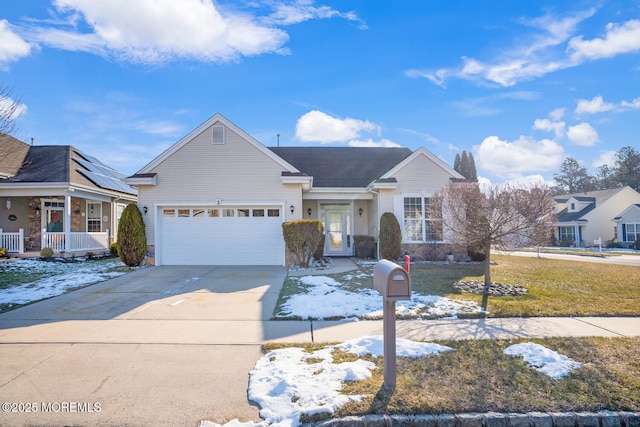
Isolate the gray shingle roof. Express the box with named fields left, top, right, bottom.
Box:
left=0, top=134, right=30, bottom=178
left=2, top=144, right=136, bottom=196
left=269, top=147, right=413, bottom=187
left=555, top=187, right=626, bottom=222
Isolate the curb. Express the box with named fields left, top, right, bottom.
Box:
left=304, top=411, right=640, bottom=427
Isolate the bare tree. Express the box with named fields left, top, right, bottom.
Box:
left=431, top=182, right=556, bottom=311
left=0, top=83, right=23, bottom=135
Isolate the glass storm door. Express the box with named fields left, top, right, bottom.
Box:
left=44, top=202, right=64, bottom=232
left=325, top=209, right=351, bottom=256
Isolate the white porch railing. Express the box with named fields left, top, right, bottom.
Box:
left=42, top=229, right=110, bottom=252
left=0, top=228, right=24, bottom=253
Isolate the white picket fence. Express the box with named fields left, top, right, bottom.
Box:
left=0, top=228, right=25, bottom=253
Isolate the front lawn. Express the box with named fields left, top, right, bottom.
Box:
left=0, top=257, right=134, bottom=313
left=274, top=255, right=640, bottom=319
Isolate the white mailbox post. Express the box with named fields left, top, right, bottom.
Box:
left=373, top=259, right=412, bottom=389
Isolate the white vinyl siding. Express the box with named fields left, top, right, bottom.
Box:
left=138, top=122, right=301, bottom=245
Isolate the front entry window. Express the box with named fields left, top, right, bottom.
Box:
left=44, top=201, right=64, bottom=232
left=87, top=202, right=102, bottom=232
left=327, top=211, right=344, bottom=252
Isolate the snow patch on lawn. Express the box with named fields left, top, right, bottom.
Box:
left=503, top=342, right=581, bottom=379
left=0, top=258, right=127, bottom=305
left=278, top=275, right=482, bottom=320
left=200, top=336, right=452, bottom=427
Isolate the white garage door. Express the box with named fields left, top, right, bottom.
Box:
left=159, top=206, right=284, bottom=265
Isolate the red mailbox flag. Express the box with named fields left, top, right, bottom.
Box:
left=404, top=255, right=410, bottom=273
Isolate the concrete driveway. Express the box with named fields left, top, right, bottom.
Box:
left=0, top=265, right=289, bottom=427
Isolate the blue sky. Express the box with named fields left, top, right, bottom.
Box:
left=1, top=1, right=639, bottom=185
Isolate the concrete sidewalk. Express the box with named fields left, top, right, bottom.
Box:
left=0, top=259, right=638, bottom=427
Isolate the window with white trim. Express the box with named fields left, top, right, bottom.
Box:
left=403, top=196, right=442, bottom=242
left=558, top=226, right=576, bottom=242
left=625, top=223, right=640, bottom=242
left=87, top=202, right=102, bottom=232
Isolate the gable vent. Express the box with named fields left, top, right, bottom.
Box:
left=212, top=126, right=225, bottom=144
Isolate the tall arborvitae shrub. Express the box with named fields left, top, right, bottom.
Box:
left=117, top=204, right=147, bottom=266
left=282, top=220, right=324, bottom=268
left=379, top=212, right=401, bottom=261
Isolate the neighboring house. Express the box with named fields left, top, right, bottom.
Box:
left=0, top=134, right=137, bottom=254
left=554, top=186, right=640, bottom=247
left=613, top=204, right=640, bottom=248
left=126, top=113, right=464, bottom=266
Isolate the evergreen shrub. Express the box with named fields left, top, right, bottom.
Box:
left=379, top=212, right=401, bottom=261
left=117, top=204, right=147, bottom=266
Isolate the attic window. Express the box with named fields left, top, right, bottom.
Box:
left=212, top=126, right=225, bottom=144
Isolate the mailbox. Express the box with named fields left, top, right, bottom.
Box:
left=373, top=259, right=411, bottom=300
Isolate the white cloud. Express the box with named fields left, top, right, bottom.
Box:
left=474, top=135, right=564, bottom=177
left=567, top=122, right=599, bottom=146
left=569, top=19, right=640, bottom=61
left=409, top=11, right=640, bottom=88
left=592, top=150, right=617, bottom=168
left=263, top=0, right=366, bottom=29
left=575, top=95, right=616, bottom=114
left=549, top=107, right=565, bottom=121
left=621, top=97, right=640, bottom=109
left=0, top=19, right=33, bottom=68
left=13, top=0, right=362, bottom=65
left=0, top=96, right=28, bottom=120
left=295, top=110, right=380, bottom=143
left=27, top=0, right=290, bottom=64
left=533, top=118, right=565, bottom=139
left=348, top=138, right=400, bottom=148
left=407, top=9, right=595, bottom=87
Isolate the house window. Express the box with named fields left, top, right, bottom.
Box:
left=87, top=202, right=102, bottom=232
left=212, top=126, right=225, bottom=144
left=625, top=223, right=640, bottom=242
left=403, top=196, right=442, bottom=242
left=558, top=226, right=576, bottom=242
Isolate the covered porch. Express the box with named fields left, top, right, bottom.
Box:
left=1, top=192, right=129, bottom=254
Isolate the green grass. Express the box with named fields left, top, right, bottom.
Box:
left=449, top=255, right=640, bottom=317
left=264, top=337, right=640, bottom=421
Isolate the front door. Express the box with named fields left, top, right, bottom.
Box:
left=44, top=201, right=64, bottom=232
left=324, top=208, right=352, bottom=256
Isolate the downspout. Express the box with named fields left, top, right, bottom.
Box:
left=368, top=187, right=381, bottom=259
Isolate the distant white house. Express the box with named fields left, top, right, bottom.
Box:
left=613, top=203, right=640, bottom=248
left=554, top=186, right=640, bottom=247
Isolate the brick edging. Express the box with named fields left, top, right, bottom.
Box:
left=303, top=411, right=640, bottom=427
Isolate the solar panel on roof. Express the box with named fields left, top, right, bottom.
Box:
left=77, top=169, right=136, bottom=194
left=73, top=157, right=125, bottom=180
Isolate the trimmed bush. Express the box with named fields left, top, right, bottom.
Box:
left=109, top=242, right=120, bottom=257
left=379, top=212, right=401, bottom=261
left=354, top=235, right=375, bottom=259
left=282, top=220, right=324, bottom=268
left=312, top=233, right=325, bottom=261
left=117, top=204, right=147, bottom=267
left=0, top=247, right=7, bottom=257
left=40, top=247, right=54, bottom=258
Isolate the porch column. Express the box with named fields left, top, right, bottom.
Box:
left=574, top=224, right=580, bottom=247
left=64, top=193, right=72, bottom=252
